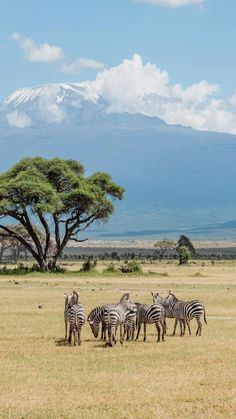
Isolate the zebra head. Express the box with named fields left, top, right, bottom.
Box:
left=88, top=318, right=100, bottom=338
left=163, top=291, right=178, bottom=307
left=120, top=293, right=137, bottom=313
left=151, top=291, right=163, bottom=304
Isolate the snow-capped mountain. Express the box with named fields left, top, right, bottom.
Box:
left=1, top=83, right=107, bottom=127
left=1, top=83, right=236, bottom=239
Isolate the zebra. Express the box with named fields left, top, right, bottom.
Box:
left=88, top=304, right=136, bottom=342
left=163, top=291, right=207, bottom=336
left=88, top=305, right=107, bottom=341
left=123, top=309, right=137, bottom=341
left=68, top=291, right=86, bottom=345
left=64, top=292, right=72, bottom=340
left=103, top=293, right=137, bottom=347
left=135, top=302, right=166, bottom=342
left=151, top=291, right=191, bottom=336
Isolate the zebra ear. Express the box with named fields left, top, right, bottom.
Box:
left=151, top=291, right=154, bottom=296
left=169, top=290, right=171, bottom=295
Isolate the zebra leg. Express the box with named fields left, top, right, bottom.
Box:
left=161, top=321, right=165, bottom=341
left=120, top=324, right=124, bottom=345
left=78, top=328, right=81, bottom=346
left=143, top=322, right=147, bottom=342
left=65, top=320, right=67, bottom=340
left=180, top=320, right=184, bottom=336
left=182, top=320, right=186, bottom=336
left=132, top=320, right=136, bottom=340
left=68, top=326, right=72, bottom=345
left=73, top=329, right=76, bottom=346
left=100, top=322, right=105, bottom=341
left=186, top=320, right=191, bottom=335
left=135, top=321, right=142, bottom=340
left=155, top=323, right=161, bottom=342
left=196, top=318, right=202, bottom=336
left=172, top=318, right=178, bottom=335
left=108, top=325, right=113, bottom=347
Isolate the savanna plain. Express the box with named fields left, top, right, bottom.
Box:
left=0, top=260, right=236, bottom=419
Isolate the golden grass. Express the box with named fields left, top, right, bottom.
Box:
left=0, top=260, right=236, bottom=418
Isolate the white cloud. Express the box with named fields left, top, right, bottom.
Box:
left=62, top=58, right=104, bottom=74
left=6, top=110, right=32, bottom=128
left=91, top=54, right=236, bottom=134
left=138, top=0, right=204, bottom=7
left=38, top=85, right=66, bottom=124
left=11, top=32, right=64, bottom=63
left=11, top=32, right=104, bottom=75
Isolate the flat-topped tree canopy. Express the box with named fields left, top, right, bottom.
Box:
left=0, top=157, right=124, bottom=271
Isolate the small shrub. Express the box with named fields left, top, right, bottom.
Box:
left=104, top=262, right=117, bottom=273
left=80, top=257, right=96, bottom=272
left=178, top=245, right=191, bottom=265
left=119, top=260, right=142, bottom=273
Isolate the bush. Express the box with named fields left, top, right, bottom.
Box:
left=80, top=257, right=97, bottom=272
left=179, top=246, right=191, bottom=265
left=104, top=262, right=117, bottom=273
left=119, top=260, right=142, bottom=273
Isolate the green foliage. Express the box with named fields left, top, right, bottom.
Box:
left=104, top=262, right=117, bottom=273
left=80, top=257, right=97, bottom=272
left=178, top=245, right=191, bottom=265
left=119, top=260, right=142, bottom=273
left=176, top=235, right=195, bottom=256
left=0, top=157, right=124, bottom=271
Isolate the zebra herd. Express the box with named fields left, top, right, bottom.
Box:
left=64, top=290, right=207, bottom=347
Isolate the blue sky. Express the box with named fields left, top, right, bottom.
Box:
left=1, top=0, right=236, bottom=134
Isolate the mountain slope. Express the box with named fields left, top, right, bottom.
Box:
left=0, top=83, right=236, bottom=239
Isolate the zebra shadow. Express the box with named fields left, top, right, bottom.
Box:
left=55, top=338, right=70, bottom=347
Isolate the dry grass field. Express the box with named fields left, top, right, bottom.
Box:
left=0, top=260, right=236, bottom=418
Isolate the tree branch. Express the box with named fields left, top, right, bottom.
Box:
left=68, top=237, right=88, bottom=243
left=0, top=224, right=39, bottom=261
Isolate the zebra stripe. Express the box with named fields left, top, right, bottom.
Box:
left=68, top=303, right=86, bottom=345
left=163, top=292, right=207, bottom=336
left=88, top=306, right=107, bottom=340
left=64, top=293, right=72, bottom=340
left=135, top=302, right=165, bottom=342
left=65, top=291, right=86, bottom=345
left=124, top=310, right=137, bottom=341
left=151, top=291, right=191, bottom=336
left=103, top=294, right=137, bottom=347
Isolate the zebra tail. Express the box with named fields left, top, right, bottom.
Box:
left=75, top=310, right=78, bottom=331
left=203, top=307, right=207, bottom=325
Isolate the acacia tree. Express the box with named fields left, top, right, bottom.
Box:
left=0, top=157, right=124, bottom=271
left=153, top=238, right=176, bottom=261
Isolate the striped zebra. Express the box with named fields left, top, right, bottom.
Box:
left=163, top=291, right=207, bottom=336
left=151, top=292, right=191, bottom=336
left=64, top=293, right=72, bottom=340
left=88, top=304, right=136, bottom=342
left=103, top=293, right=137, bottom=347
left=68, top=291, right=86, bottom=345
left=135, top=302, right=166, bottom=342
left=123, top=310, right=137, bottom=341
left=88, top=305, right=107, bottom=341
